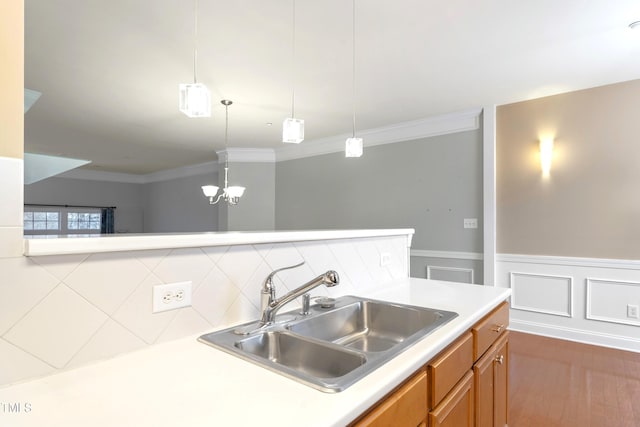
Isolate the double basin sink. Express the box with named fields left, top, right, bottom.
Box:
left=198, top=295, right=457, bottom=392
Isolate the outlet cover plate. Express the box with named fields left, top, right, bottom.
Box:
left=380, top=252, right=391, bottom=267
left=463, top=218, right=478, bottom=229
left=153, top=281, right=192, bottom=313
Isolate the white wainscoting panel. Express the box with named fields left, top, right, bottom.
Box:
left=510, top=272, right=573, bottom=317
left=586, top=278, right=640, bottom=327
left=498, top=254, right=640, bottom=352
left=427, top=265, right=474, bottom=284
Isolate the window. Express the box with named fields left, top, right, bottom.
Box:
left=24, top=211, right=60, bottom=232
left=67, top=212, right=101, bottom=231
left=24, top=206, right=108, bottom=236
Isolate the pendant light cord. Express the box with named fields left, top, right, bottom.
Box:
left=224, top=102, right=229, bottom=170
left=291, top=0, right=296, bottom=118
left=193, top=0, right=199, bottom=83
left=351, top=0, right=357, bottom=138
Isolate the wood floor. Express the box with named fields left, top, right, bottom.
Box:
left=508, top=331, right=640, bottom=427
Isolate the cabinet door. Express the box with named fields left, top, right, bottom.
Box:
left=428, top=371, right=474, bottom=427
left=354, top=370, right=427, bottom=427
left=493, top=333, right=508, bottom=427
left=474, top=342, right=495, bottom=427
left=473, top=331, right=509, bottom=427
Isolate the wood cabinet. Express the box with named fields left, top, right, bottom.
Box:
left=351, top=301, right=509, bottom=427
left=474, top=332, right=509, bottom=427
left=354, top=370, right=427, bottom=427
left=428, top=370, right=474, bottom=427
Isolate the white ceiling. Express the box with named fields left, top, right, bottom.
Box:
left=24, top=0, right=640, bottom=174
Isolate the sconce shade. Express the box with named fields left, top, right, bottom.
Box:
left=540, top=138, right=554, bottom=176
left=201, top=185, right=219, bottom=197
left=179, top=83, right=211, bottom=117
left=345, top=137, right=363, bottom=157
left=282, top=118, right=305, bottom=143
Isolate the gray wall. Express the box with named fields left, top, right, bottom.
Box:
left=143, top=172, right=218, bottom=233
left=275, top=130, right=483, bottom=253
left=218, top=162, right=275, bottom=231
left=24, top=177, right=145, bottom=233
left=24, top=171, right=219, bottom=234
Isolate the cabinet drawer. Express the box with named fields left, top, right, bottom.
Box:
left=428, top=370, right=474, bottom=427
left=427, top=332, right=473, bottom=409
left=472, top=301, right=509, bottom=360
left=354, top=370, right=427, bottom=427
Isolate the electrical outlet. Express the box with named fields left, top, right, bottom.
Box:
left=627, top=304, right=639, bottom=319
left=153, top=281, right=192, bottom=313
left=380, top=252, right=391, bottom=267
left=463, top=218, right=478, bottom=229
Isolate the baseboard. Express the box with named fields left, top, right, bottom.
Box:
left=509, top=318, right=640, bottom=353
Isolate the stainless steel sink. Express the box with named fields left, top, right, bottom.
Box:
left=198, top=295, right=457, bottom=392
left=235, top=331, right=367, bottom=379
left=287, top=299, right=451, bottom=352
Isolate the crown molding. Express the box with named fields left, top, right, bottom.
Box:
left=216, top=148, right=276, bottom=163
left=275, top=107, right=482, bottom=162
left=56, top=109, right=480, bottom=183
left=59, top=161, right=219, bottom=184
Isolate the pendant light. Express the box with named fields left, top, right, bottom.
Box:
left=179, top=0, right=211, bottom=118
left=282, top=0, right=304, bottom=143
left=201, top=100, right=245, bottom=205
left=345, top=0, right=363, bottom=157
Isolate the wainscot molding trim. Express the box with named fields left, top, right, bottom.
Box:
left=498, top=253, right=640, bottom=270
left=411, top=249, right=483, bottom=261
left=509, top=272, right=574, bottom=318
left=275, top=107, right=482, bottom=162
left=509, top=318, right=640, bottom=353
left=586, top=278, right=640, bottom=327
left=427, top=265, right=474, bottom=284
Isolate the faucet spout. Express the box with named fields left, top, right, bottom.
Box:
left=260, top=269, right=339, bottom=326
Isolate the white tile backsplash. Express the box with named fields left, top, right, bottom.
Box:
left=152, top=247, right=213, bottom=289
left=0, top=234, right=409, bottom=386
left=64, top=252, right=151, bottom=315
left=0, top=157, right=23, bottom=227
left=0, top=257, right=59, bottom=334
left=0, top=227, right=25, bottom=258
left=30, top=253, right=88, bottom=281
left=112, top=274, right=177, bottom=344
left=192, top=264, right=241, bottom=327
left=0, top=338, right=55, bottom=384
left=66, top=319, right=147, bottom=369
left=4, top=284, right=108, bottom=368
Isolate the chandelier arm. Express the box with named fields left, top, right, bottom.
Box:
left=209, top=193, right=224, bottom=205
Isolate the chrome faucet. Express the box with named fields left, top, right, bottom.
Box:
left=259, top=261, right=339, bottom=326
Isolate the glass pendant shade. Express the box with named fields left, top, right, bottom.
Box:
left=345, top=137, right=363, bottom=157
left=225, top=186, right=246, bottom=199
left=201, top=185, right=219, bottom=197
left=179, top=83, right=211, bottom=117
left=282, top=118, right=305, bottom=143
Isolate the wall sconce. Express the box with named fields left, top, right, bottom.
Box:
left=539, top=137, right=554, bottom=177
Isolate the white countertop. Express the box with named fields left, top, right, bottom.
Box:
left=23, top=229, right=414, bottom=256
left=0, top=278, right=510, bottom=427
